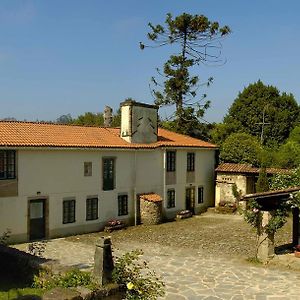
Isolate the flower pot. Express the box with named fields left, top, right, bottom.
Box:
left=295, top=251, right=300, bottom=258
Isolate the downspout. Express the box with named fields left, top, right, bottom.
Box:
left=163, top=148, right=166, bottom=211
left=134, top=149, right=137, bottom=226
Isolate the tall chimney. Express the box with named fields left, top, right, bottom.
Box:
left=103, top=106, right=113, bottom=127
left=120, top=100, right=158, bottom=144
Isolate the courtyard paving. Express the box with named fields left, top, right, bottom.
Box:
left=15, top=213, right=300, bottom=299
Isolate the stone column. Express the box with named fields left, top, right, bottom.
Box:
left=93, top=236, right=114, bottom=285
left=292, top=207, right=300, bottom=246
left=257, top=211, right=275, bottom=261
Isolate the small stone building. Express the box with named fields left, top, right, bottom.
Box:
left=215, top=163, right=289, bottom=206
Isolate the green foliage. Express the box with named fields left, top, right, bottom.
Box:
left=33, top=268, right=97, bottom=290
left=220, top=133, right=262, bottom=166
left=223, top=80, right=300, bottom=146
left=255, top=167, right=270, bottom=193
left=0, top=229, right=11, bottom=245
left=243, top=200, right=262, bottom=233
left=112, top=249, right=165, bottom=300
left=275, top=125, right=300, bottom=168
left=270, top=167, right=300, bottom=190
left=232, top=184, right=242, bottom=202
left=243, top=199, right=289, bottom=237
left=0, top=287, right=43, bottom=299
left=141, top=13, right=230, bottom=135
left=56, top=114, right=73, bottom=124
left=72, top=110, right=121, bottom=127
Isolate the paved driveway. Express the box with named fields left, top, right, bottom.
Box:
left=15, top=238, right=300, bottom=300
left=14, top=213, right=300, bottom=299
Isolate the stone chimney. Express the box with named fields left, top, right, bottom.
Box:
left=103, top=106, right=113, bottom=127
left=120, top=100, right=158, bottom=144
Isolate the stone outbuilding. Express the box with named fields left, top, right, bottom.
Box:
left=215, top=163, right=290, bottom=206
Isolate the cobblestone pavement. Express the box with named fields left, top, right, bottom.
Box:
left=15, top=238, right=300, bottom=300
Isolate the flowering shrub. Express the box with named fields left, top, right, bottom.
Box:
left=112, top=249, right=165, bottom=300
left=107, top=219, right=124, bottom=227
left=177, top=210, right=191, bottom=215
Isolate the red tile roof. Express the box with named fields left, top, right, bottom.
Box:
left=215, top=163, right=291, bottom=175
left=139, top=193, right=162, bottom=202
left=0, top=121, right=216, bottom=149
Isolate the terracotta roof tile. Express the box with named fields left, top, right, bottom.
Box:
left=0, top=121, right=216, bottom=149
left=215, top=163, right=291, bottom=175
left=140, top=193, right=162, bottom=202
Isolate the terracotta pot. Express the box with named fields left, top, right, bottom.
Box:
left=294, top=251, right=300, bottom=258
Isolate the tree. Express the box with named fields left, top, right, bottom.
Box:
left=275, top=125, right=300, bottom=168
left=255, top=167, right=270, bottom=193
left=72, top=110, right=121, bottom=127
left=222, top=80, right=300, bottom=146
left=56, top=114, right=73, bottom=124
left=141, top=13, right=230, bottom=134
left=72, top=112, right=104, bottom=126
left=220, top=133, right=262, bottom=166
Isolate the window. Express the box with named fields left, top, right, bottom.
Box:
left=167, top=189, right=176, bottom=208
left=0, top=150, right=16, bottom=179
left=187, top=153, right=195, bottom=172
left=198, top=187, right=204, bottom=204
left=63, top=199, right=76, bottom=224
left=86, top=197, right=98, bottom=221
left=118, top=194, right=128, bottom=216
left=84, top=162, right=92, bottom=176
left=103, top=158, right=115, bottom=191
left=166, top=151, right=176, bottom=172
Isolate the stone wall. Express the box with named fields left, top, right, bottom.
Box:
left=140, top=199, right=163, bottom=225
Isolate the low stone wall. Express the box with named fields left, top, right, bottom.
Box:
left=140, top=199, right=163, bottom=225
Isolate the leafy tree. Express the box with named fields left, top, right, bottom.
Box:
left=275, top=125, right=300, bottom=168
left=141, top=13, right=230, bottom=135
left=220, top=132, right=262, bottom=166
left=222, top=80, right=300, bottom=146
left=72, top=112, right=104, bottom=126
left=255, top=167, right=270, bottom=192
left=56, top=114, right=73, bottom=124
left=72, top=110, right=121, bottom=127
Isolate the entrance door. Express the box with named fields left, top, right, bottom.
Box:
left=185, top=187, right=195, bottom=213
left=29, top=199, right=46, bottom=240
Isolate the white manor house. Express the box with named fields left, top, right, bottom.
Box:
left=0, top=100, right=217, bottom=242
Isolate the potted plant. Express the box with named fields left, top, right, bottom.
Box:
left=176, top=210, right=193, bottom=220
left=104, top=219, right=126, bottom=232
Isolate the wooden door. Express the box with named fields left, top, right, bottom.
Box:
left=185, top=187, right=195, bottom=213
left=29, top=199, right=45, bottom=240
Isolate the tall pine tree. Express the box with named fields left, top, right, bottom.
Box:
left=141, top=13, right=230, bottom=134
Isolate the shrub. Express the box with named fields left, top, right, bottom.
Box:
left=33, top=268, right=98, bottom=290
left=112, top=249, right=165, bottom=300
left=0, top=229, right=11, bottom=245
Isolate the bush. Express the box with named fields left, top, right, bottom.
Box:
left=112, top=249, right=165, bottom=300
left=33, top=268, right=97, bottom=290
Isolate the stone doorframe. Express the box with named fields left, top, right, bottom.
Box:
left=27, top=196, right=49, bottom=241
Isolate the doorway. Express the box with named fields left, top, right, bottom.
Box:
left=29, top=199, right=46, bottom=240
left=185, top=187, right=195, bottom=213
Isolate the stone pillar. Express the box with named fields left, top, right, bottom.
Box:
left=93, top=236, right=114, bottom=285
left=257, top=211, right=275, bottom=261
left=292, top=207, right=300, bottom=246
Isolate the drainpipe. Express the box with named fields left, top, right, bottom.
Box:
left=134, top=149, right=137, bottom=226
left=163, top=148, right=166, bottom=210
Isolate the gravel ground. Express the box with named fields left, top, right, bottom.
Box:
left=66, top=212, right=293, bottom=260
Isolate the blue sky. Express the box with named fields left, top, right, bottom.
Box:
left=0, top=0, right=299, bottom=122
